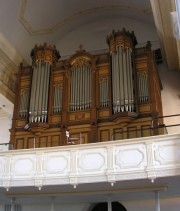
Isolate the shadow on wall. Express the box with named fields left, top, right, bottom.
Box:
left=158, top=63, right=180, bottom=134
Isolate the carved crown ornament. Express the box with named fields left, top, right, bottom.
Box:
left=69, top=45, right=96, bottom=67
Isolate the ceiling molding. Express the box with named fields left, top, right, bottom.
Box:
left=0, top=33, right=22, bottom=67
left=19, top=0, right=152, bottom=35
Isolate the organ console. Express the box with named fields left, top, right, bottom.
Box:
left=10, top=29, right=164, bottom=149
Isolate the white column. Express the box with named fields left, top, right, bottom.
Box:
left=155, top=191, right=160, bottom=211
left=50, top=197, right=55, bottom=211
left=10, top=198, right=15, bottom=211
left=107, top=196, right=112, bottom=211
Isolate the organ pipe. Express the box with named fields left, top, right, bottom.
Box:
left=107, top=29, right=137, bottom=114
left=29, top=44, right=60, bottom=124
left=137, top=71, right=149, bottom=103
left=19, top=89, right=29, bottom=118
left=99, top=77, right=109, bottom=107
left=53, top=84, right=63, bottom=114
left=70, top=61, right=91, bottom=111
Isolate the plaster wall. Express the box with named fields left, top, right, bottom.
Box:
left=0, top=115, right=11, bottom=144
left=158, top=63, right=180, bottom=134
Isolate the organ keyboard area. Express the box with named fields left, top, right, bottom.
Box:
left=10, top=29, right=164, bottom=149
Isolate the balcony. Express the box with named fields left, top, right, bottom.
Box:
left=0, top=134, right=180, bottom=206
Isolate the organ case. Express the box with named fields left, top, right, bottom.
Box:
left=10, top=29, right=163, bottom=149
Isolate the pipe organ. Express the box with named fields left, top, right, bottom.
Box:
left=10, top=29, right=164, bottom=149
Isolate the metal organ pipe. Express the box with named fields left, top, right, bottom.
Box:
left=19, top=89, right=29, bottom=118
left=128, top=48, right=134, bottom=111
left=89, top=66, right=91, bottom=109
left=137, top=71, right=149, bottom=103
left=99, top=77, right=109, bottom=107
left=112, top=54, right=116, bottom=111
left=70, top=63, right=91, bottom=111
left=107, top=29, right=137, bottom=114
left=29, top=60, right=51, bottom=123
left=53, top=84, right=63, bottom=114
left=111, top=46, right=134, bottom=113
left=28, top=45, right=60, bottom=124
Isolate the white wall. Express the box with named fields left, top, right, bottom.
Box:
left=56, top=17, right=159, bottom=57
left=0, top=115, right=11, bottom=144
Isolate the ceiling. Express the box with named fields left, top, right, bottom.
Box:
left=0, top=0, right=177, bottom=64
left=0, top=0, right=180, bottom=205
left=0, top=0, right=179, bottom=114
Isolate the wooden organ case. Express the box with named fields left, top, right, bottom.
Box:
left=10, top=29, right=164, bottom=149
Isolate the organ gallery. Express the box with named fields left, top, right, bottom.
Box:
left=10, top=29, right=163, bottom=149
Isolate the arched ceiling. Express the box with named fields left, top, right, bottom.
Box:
left=0, top=0, right=179, bottom=112
left=19, top=0, right=153, bottom=35
left=0, top=0, right=155, bottom=64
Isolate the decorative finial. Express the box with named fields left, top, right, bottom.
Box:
left=78, top=44, right=84, bottom=51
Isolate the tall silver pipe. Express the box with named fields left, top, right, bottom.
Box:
left=43, top=62, right=51, bottom=122
left=126, top=48, right=130, bottom=111
left=128, top=48, right=134, bottom=111
left=127, top=48, right=133, bottom=110
left=145, top=73, right=149, bottom=101
left=111, top=52, right=116, bottom=113
left=123, top=48, right=128, bottom=111
left=100, top=79, right=102, bottom=107
left=119, top=46, right=125, bottom=112
left=89, top=67, right=92, bottom=108
left=80, top=66, right=83, bottom=110
left=70, top=69, right=73, bottom=111
left=29, top=63, right=38, bottom=122
left=86, top=67, right=89, bottom=109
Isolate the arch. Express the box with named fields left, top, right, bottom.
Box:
left=90, top=202, right=127, bottom=211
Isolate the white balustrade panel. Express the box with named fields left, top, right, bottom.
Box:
left=0, top=134, right=179, bottom=189
left=115, top=144, right=147, bottom=170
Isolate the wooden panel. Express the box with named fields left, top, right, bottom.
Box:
left=98, top=109, right=110, bottom=118
left=16, top=120, right=26, bottom=127
left=100, top=130, right=110, bottom=142
left=113, top=128, right=123, bottom=141
left=141, top=125, right=152, bottom=137
left=69, top=112, right=91, bottom=121
left=53, top=74, right=64, bottom=82
left=52, top=135, right=60, bottom=146
left=139, top=104, right=151, bottom=113
left=39, top=136, right=48, bottom=148
left=127, top=126, right=137, bottom=139
left=16, top=138, right=24, bottom=149
left=50, top=115, right=61, bottom=124
left=27, top=137, right=35, bottom=149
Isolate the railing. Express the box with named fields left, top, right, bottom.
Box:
left=111, top=114, right=180, bottom=141
left=0, top=133, right=180, bottom=190
left=0, top=143, right=13, bottom=151
left=3, top=114, right=180, bottom=151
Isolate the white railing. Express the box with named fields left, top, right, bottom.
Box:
left=0, top=133, right=180, bottom=190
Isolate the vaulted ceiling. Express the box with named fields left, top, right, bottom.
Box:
left=0, top=0, right=179, bottom=117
